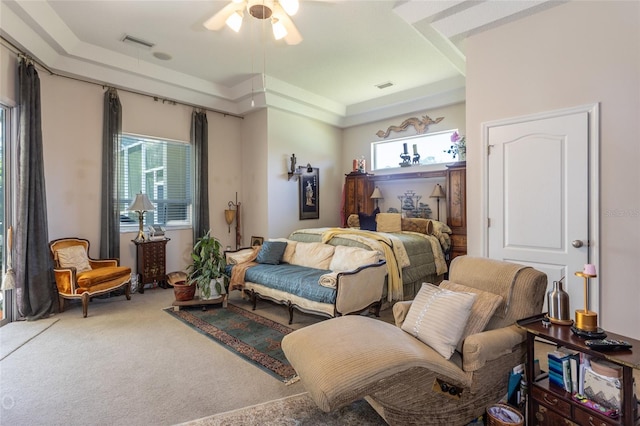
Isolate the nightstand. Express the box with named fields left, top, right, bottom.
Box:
left=133, top=238, right=170, bottom=293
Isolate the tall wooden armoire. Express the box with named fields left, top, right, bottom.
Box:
left=342, top=172, right=375, bottom=227
left=446, top=162, right=467, bottom=262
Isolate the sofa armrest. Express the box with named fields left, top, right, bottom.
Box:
left=392, top=301, right=413, bottom=328
left=461, top=324, right=526, bottom=372
left=335, top=261, right=386, bottom=314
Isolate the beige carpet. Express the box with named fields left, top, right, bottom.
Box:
left=0, top=317, right=59, bottom=360
left=177, top=392, right=386, bottom=426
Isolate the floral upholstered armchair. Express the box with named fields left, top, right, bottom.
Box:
left=49, top=238, right=132, bottom=317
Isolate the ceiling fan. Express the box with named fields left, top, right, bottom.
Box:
left=204, top=0, right=303, bottom=45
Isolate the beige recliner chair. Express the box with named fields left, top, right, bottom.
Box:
left=282, top=256, right=547, bottom=425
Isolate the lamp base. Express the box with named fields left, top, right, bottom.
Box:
left=575, top=309, right=598, bottom=332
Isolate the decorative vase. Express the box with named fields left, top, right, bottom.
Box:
left=547, top=279, right=570, bottom=324
left=173, top=282, right=196, bottom=301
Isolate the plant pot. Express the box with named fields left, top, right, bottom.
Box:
left=173, top=282, right=196, bottom=301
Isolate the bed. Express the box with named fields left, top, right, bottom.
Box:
left=288, top=214, right=451, bottom=302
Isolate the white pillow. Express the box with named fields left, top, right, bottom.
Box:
left=291, top=242, right=335, bottom=270
left=440, top=281, right=503, bottom=351
left=401, top=283, right=477, bottom=359
left=329, top=246, right=379, bottom=272
left=57, top=245, right=92, bottom=273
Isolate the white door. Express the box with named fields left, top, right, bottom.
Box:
left=486, top=105, right=599, bottom=317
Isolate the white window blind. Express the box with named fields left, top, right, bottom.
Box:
left=119, top=134, right=191, bottom=228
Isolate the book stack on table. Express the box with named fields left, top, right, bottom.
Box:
left=548, top=348, right=580, bottom=393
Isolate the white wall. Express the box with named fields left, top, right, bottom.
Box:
left=342, top=103, right=465, bottom=220
left=466, top=1, right=640, bottom=338
left=267, top=108, right=343, bottom=238
left=0, top=49, right=245, bottom=276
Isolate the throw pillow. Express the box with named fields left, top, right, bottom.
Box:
left=269, top=238, right=298, bottom=264
left=401, top=282, right=477, bottom=359
left=329, top=246, right=379, bottom=272
left=256, top=241, right=287, bottom=265
left=358, top=212, right=377, bottom=231
left=291, top=242, right=335, bottom=269
left=376, top=213, right=402, bottom=233
left=440, top=281, right=503, bottom=351
left=57, top=245, right=92, bottom=273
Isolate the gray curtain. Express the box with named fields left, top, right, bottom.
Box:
left=191, top=110, right=209, bottom=242
left=15, top=58, right=56, bottom=320
left=100, top=88, right=122, bottom=259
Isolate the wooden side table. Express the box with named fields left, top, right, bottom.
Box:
left=517, top=314, right=640, bottom=426
left=133, top=238, right=170, bottom=293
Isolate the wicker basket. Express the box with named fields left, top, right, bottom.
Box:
left=486, top=404, right=524, bottom=426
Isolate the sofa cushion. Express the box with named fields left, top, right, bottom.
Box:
left=329, top=246, right=379, bottom=272
left=401, top=282, right=477, bottom=359
left=57, top=245, right=92, bottom=272
left=440, top=281, right=503, bottom=351
left=376, top=213, right=402, bottom=233
left=244, top=264, right=335, bottom=304
left=291, top=242, right=335, bottom=270
left=256, top=241, right=287, bottom=265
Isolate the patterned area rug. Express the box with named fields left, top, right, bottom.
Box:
left=175, top=392, right=387, bottom=426
left=164, top=303, right=296, bottom=382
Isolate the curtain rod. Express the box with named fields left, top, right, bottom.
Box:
left=1, top=36, right=243, bottom=120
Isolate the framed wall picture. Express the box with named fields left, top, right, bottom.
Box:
left=250, top=236, right=264, bottom=246
left=299, top=168, right=319, bottom=220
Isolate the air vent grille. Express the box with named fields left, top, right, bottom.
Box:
left=122, top=35, right=155, bottom=49
left=375, top=81, right=394, bottom=90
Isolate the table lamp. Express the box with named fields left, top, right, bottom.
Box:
left=128, top=192, right=155, bottom=242
left=429, top=184, right=446, bottom=221
left=370, top=186, right=383, bottom=210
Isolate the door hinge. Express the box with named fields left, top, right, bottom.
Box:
left=487, top=144, right=494, bottom=155
left=487, top=218, right=491, bottom=227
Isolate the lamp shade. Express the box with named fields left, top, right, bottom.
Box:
left=370, top=186, right=383, bottom=199
left=128, top=193, right=155, bottom=212
left=430, top=184, right=446, bottom=199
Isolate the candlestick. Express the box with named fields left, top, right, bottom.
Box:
left=403, top=143, right=408, bottom=154
left=413, top=144, right=418, bottom=155
left=574, top=270, right=598, bottom=331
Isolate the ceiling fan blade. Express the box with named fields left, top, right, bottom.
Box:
left=203, top=2, right=245, bottom=31
left=273, top=5, right=302, bottom=45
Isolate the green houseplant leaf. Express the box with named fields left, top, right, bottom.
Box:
left=186, top=230, right=229, bottom=299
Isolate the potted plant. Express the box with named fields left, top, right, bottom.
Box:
left=186, top=230, right=229, bottom=299
left=444, top=131, right=466, bottom=160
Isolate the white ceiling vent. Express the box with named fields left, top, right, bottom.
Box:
left=376, top=81, right=394, bottom=90
left=121, top=35, right=155, bottom=49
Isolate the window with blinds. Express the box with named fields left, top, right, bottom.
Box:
left=119, top=134, right=192, bottom=228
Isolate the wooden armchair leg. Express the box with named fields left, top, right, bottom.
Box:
left=58, top=295, right=66, bottom=313
left=81, top=292, right=90, bottom=318
left=124, top=281, right=131, bottom=300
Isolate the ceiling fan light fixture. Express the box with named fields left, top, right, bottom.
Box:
left=226, top=11, right=244, bottom=32
left=278, top=0, right=299, bottom=16
left=272, top=18, right=288, bottom=40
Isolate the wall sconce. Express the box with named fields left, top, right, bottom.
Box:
left=128, top=192, right=155, bottom=242
left=429, top=184, right=446, bottom=221
left=225, top=192, right=241, bottom=249
left=287, top=153, right=313, bottom=181
left=370, top=186, right=383, bottom=210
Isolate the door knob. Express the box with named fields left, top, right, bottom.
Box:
left=572, top=240, right=584, bottom=248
